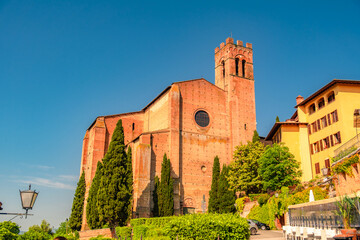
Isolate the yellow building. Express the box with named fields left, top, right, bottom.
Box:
left=266, top=79, right=360, bottom=182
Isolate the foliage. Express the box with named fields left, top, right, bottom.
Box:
left=89, top=236, right=112, bottom=240
left=335, top=195, right=356, bottom=229
left=228, top=141, right=264, bottom=194
left=247, top=204, right=270, bottom=227
left=332, top=146, right=358, bottom=163
left=152, top=176, right=160, bottom=217
left=257, top=194, right=270, bottom=206
left=208, top=156, right=220, bottom=213
left=130, top=216, right=177, bottom=227
left=332, top=155, right=359, bottom=177
left=158, top=154, right=174, bottom=217
left=275, top=116, right=280, bottom=122
left=115, top=226, right=132, bottom=239
left=69, top=171, right=86, bottom=231
left=218, top=164, right=236, bottom=213
left=288, top=186, right=328, bottom=205
left=19, top=220, right=53, bottom=240
left=164, top=213, right=250, bottom=240
left=87, top=161, right=106, bottom=229
left=53, top=220, right=79, bottom=240
left=97, top=119, right=133, bottom=229
left=252, top=130, right=260, bottom=143
left=0, top=221, right=20, bottom=240
left=258, top=143, right=302, bottom=191
left=235, top=197, right=248, bottom=214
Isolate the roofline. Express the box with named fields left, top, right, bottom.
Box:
left=295, top=79, right=360, bottom=107
left=87, top=78, right=218, bottom=130
left=265, top=122, right=307, bottom=140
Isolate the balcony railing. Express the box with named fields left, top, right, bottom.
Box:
left=333, top=133, right=360, bottom=162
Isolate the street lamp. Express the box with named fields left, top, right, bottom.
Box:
left=0, top=184, right=38, bottom=220
left=19, top=184, right=39, bottom=218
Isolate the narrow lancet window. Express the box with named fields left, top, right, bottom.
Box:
left=222, top=61, right=225, bottom=78
left=235, top=58, right=239, bottom=76
left=242, top=60, right=246, bottom=77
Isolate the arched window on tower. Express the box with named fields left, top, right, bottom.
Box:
left=222, top=60, right=225, bottom=78
left=242, top=60, right=246, bottom=77
left=235, top=58, right=239, bottom=76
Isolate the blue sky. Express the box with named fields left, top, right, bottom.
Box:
left=1, top=0, right=360, bottom=231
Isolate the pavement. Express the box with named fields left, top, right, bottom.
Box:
left=250, top=230, right=284, bottom=240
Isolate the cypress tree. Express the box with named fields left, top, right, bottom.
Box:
left=276, top=116, right=280, bottom=122
left=218, top=165, right=236, bottom=213
left=126, top=147, right=133, bottom=219
left=69, top=171, right=86, bottom=231
left=158, top=154, right=174, bottom=216
left=208, top=156, right=220, bottom=213
left=97, top=119, right=133, bottom=233
left=252, top=130, right=260, bottom=143
left=152, top=176, right=160, bottom=217
left=86, top=161, right=105, bottom=229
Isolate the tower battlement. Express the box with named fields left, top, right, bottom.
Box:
left=214, top=37, right=252, bottom=53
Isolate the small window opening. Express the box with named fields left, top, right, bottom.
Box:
left=132, top=123, right=135, bottom=131
left=309, top=103, right=316, bottom=114
left=318, top=98, right=325, bottom=109
left=222, top=61, right=225, bottom=78
left=242, top=60, right=246, bottom=77
left=244, top=124, right=247, bottom=130
left=328, top=92, right=335, bottom=103
left=235, top=58, right=239, bottom=76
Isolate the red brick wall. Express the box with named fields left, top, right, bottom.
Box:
left=79, top=228, right=112, bottom=240
left=334, top=161, right=360, bottom=196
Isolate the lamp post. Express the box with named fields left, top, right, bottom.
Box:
left=0, top=184, right=38, bottom=219
left=19, top=184, right=39, bottom=218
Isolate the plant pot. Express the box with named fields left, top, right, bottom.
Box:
left=335, top=229, right=358, bottom=240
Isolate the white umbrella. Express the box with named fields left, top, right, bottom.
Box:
left=309, top=189, right=315, bottom=202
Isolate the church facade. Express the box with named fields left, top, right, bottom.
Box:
left=80, top=37, right=256, bottom=229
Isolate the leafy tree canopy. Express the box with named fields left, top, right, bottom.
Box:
left=258, top=143, right=302, bottom=191
left=0, top=221, right=20, bottom=240
left=228, top=141, right=265, bottom=195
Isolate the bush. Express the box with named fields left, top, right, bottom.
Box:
left=116, top=226, right=132, bottom=239
left=133, top=225, right=149, bottom=239
left=164, top=213, right=250, bottom=240
left=235, top=197, right=249, bottom=214
left=89, top=236, right=112, bottom=240
left=247, top=204, right=270, bottom=227
left=257, top=194, right=270, bottom=206
left=130, top=217, right=177, bottom=227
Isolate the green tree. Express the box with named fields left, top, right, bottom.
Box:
left=97, top=119, right=133, bottom=234
left=258, top=143, right=302, bottom=191
left=20, top=220, right=53, bottom=240
left=252, top=130, right=260, bottom=143
left=152, top=176, right=160, bottom=217
left=86, top=161, right=105, bottom=229
left=208, top=156, right=220, bottom=213
left=228, top=141, right=265, bottom=194
left=54, top=220, right=80, bottom=240
left=0, top=221, right=20, bottom=240
left=125, top=147, right=133, bottom=219
left=158, top=154, right=174, bottom=216
left=69, top=171, right=86, bottom=231
left=218, top=165, right=236, bottom=213
left=275, top=116, right=280, bottom=122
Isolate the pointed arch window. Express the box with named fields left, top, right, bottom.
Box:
left=235, top=58, right=239, bottom=76
left=222, top=60, right=225, bottom=78
left=242, top=60, right=246, bottom=77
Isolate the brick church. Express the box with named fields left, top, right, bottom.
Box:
left=80, top=37, right=256, bottom=229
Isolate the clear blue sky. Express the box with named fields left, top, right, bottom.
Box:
left=1, top=0, right=359, bottom=231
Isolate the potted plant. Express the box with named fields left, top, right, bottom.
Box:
left=334, top=195, right=357, bottom=239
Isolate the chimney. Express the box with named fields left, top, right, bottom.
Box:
left=296, top=95, right=304, bottom=105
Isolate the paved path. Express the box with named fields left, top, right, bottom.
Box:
left=250, top=230, right=284, bottom=240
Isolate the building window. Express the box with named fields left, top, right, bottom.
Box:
left=330, top=135, right=334, bottom=146
left=132, top=123, right=135, bottom=131
left=242, top=60, right=246, bottom=77
left=314, top=142, right=320, bottom=153
left=323, top=137, right=330, bottom=149
left=312, top=122, right=317, bottom=132
left=327, top=113, right=332, bottom=125
left=321, top=116, right=327, bottom=128
left=334, top=131, right=341, bottom=145
left=318, top=98, right=325, bottom=109
left=317, top=119, right=322, bottom=131
left=315, top=163, right=320, bottom=174
left=331, top=110, right=338, bottom=123
left=325, top=159, right=330, bottom=169
left=328, top=91, right=335, bottom=103
left=308, top=125, right=312, bottom=135
left=195, top=110, right=210, bottom=127
left=235, top=58, right=239, bottom=76
left=222, top=61, right=225, bottom=78
left=309, top=104, right=316, bottom=114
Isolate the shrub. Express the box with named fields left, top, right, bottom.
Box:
left=116, top=226, right=132, bottom=239
left=333, top=155, right=360, bottom=176
left=247, top=204, right=270, bottom=227
left=130, top=216, right=177, bottom=227
left=235, top=197, right=249, bottom=214
left=133, top=225, right=149, bottom=239
left=164, top=213, right=250, bottom=240
left=257, top=194, right=270, bottom=206
left=89, top=236, right=112, bottom=240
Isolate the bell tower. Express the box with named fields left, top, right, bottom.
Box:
left=215, top=37, right=256, bottom=153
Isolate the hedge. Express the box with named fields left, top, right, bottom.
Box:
left=130, top=216, right=177, bottom=227
left=164, top=213, right=250, bottom=240
left=116, top=226, right=132, bottom=239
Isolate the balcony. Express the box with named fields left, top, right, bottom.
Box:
left=333, top=133, right=360, bottom=163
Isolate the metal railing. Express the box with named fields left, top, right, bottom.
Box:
left=334, top=133, right=360, bottom=160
